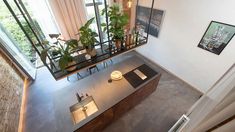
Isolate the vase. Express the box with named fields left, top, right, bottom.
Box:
left=126, top=34, right=132, bottom=49
left=115, top=39, right=122, bottom=49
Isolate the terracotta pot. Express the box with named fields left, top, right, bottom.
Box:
left=67, top=61, right=77, bottom=71
left=115, top=40, right=122, bottom=49
left=126, top=34, right=132, bottom=49
left=86, top=48, right=97, bottom=57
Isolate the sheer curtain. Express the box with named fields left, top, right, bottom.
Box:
left=47, top=0, right=87, bottom=40
left=27, top=0, right=60, bottom=40
left=182, top=63, right=235, bottom=131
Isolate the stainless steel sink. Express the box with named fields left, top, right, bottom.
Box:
left=70, top=96, right=98, bottom=124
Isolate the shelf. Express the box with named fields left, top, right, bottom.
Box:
left=47, top=36, right=148, bottom=80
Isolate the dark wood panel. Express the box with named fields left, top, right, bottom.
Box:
left=77, top=109, right=114, bottom=132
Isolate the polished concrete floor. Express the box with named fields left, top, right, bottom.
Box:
left=24, top=51, right=201, bottom=132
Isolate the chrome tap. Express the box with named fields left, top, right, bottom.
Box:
left=76, top=93, right=82, bottom=102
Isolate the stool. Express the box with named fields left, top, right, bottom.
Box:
left=77, top=73, right=82, bottom=79
left=88, top=65, right=99, bottom=75
left=103, top=59, right=113, bottom=68
left=67, top=72, right=82, bottom=81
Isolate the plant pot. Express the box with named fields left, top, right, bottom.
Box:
left=67, top=61, right=77, bottom=72
left=115, top=40, right=122, bottom=49
left=86, top=48, right=97, bottom=57
left=126, top=34, right=132, bottom=49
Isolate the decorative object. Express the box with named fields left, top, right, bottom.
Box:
left=136, top=6, right=164, bottom=38
left=101, top=3, right=129, bottom=49
left=198, top=21, right=235, bottom=55
left=78, top=17, right=99, bottom=57
left=40, top=38, right=78, bottom=71
left=85, top=54, right=91, bottom=60
left=110, top=70, right=123, bottom=81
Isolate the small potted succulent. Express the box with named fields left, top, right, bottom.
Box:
left=78, top=17, right=99, bottom=57
left=40, top=38, right=78, bottom=71
left=101, top=3, right=129, bottom=49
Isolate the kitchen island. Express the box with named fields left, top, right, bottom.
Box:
left=53, top=55, right=161, bottom=132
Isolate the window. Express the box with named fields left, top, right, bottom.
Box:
left=84, top=0, right=109, bottom=44
left=0, top=0, right=45, bottom=66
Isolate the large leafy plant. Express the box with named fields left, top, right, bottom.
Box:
left=102, top=3, right=129, bottom=40
left=40, top=39, right=78, bottom=70
left=78, top=17, right=99, bottom=49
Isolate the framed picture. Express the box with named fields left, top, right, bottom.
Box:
left=198, top=21, right=235, bottom=55
left=136, top=6, right=164, bottom=38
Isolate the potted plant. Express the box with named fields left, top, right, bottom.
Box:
left=101, top=3, right=129, bottom=49
left=40, top=38, right=79, bottom=71
left=78, top=17, right=99, bottom=57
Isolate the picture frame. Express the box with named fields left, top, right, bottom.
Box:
left=136, top=6, right=165, bottom=38
left=198, top=21, right=235, bottom=55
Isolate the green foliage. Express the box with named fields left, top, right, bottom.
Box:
left=78, top=17, right=99, bottom=49
left=1, top=18, right=34, bottom=61
left=0, top=1, right=44, bottom=63
left=101, top=3, right=129, bottom=40
left=40, top=39, right=78, bottom=70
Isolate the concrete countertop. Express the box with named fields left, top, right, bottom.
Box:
left=53, top=55, right=159, bottom=132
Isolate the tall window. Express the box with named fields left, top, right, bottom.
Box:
left=0, top=0, right=47, bottom=78
left=84, top=0, right=109, bottom=44
left=0, top=0, right=44, bottom=66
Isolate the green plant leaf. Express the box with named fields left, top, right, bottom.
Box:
left=103, top=27, right=107, bottom=32
left=40, top=45, right=57, bottom=63
left=41, top=40, right=49, bottom=45
left=40, top=48, right=49, bottom=63
left=85, top=17, right=95, bottom=27
left=65, top=39, right=78, bottom=51
left=101, top=8, right=106, bottom=15
left=58, top=55, right=74, bottom=70
left=59, top=56, right=68, bottom=70
left=101, top=23, right=107, bottom=27
left=101, top=3, right=129, bottom=41
left=78, top=17, right=98, bottom=48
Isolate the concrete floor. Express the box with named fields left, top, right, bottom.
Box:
left=24, top=51, right=201, bottom=132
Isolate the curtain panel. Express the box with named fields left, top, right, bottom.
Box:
left=48, top=0, right=87, bottom=40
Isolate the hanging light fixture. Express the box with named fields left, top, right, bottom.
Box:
left=127, top=0, right=132, bottom=8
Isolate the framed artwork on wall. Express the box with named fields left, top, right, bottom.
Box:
left=136, top=6, right=164, bottom=38
left=198, top=21, right=235, bottom=55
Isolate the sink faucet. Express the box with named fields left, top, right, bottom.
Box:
left=76, top=93, right=82, bottom=102
left=76, top=93, right=89, bottom=103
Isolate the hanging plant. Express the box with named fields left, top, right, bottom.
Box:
left=40, top=38, right=78, bottom=71
left=77, top=17, right=99, bottom=57
left=101, top=3, right=129, bottom=49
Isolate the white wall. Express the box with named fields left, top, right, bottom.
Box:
left=136, top=0, right=235, bottom=93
